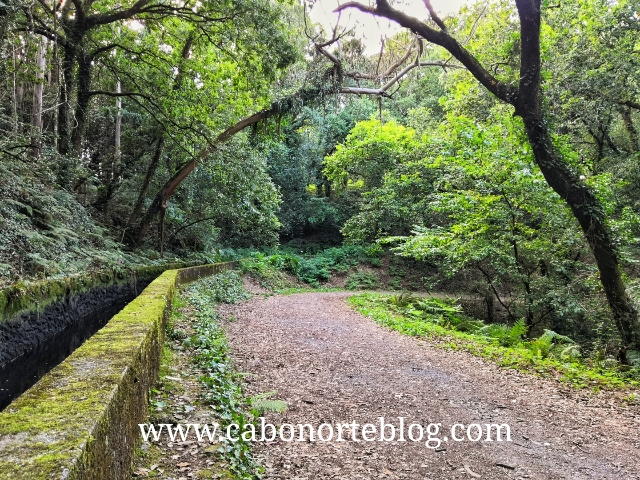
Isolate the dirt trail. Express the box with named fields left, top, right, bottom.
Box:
left=222, top=292, right=640, bottom=480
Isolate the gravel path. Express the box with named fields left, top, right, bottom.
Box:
left=222, top=292, right=640, bottom=480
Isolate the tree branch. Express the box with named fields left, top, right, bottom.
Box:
left=423, top=0, right=448, bottom=31
left=87, top=90, right=154, bottom=101
left=621, top=100, right=640, bottom=111
left=336, top=0, right=518, bottom=104
left=86, top=0, right=153, bottom=27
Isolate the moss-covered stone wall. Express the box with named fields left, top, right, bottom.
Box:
left=0, top=262, right=235, bottom=480
left=177, top=261, right=238, bottom=284
left=0, top=261, right=198, bottom=325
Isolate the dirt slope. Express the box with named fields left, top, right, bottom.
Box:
left=222, top=292, right=640, bottom=480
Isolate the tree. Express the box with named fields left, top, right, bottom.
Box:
left=128, top=18, right=458, bottom=245
left=324, top=117, right=419, bottom=190
left=336, top=0, right=640, bottom=359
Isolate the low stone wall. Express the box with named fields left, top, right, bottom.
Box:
left=0, top=262, right=235, bottom=480
left=0, top=262, right=193, bottom=325
left=177, top=260, right=237, bottom=284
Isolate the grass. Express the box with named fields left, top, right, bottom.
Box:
left=275, top=286, right=345, bottom=295
left=349, top=293, right=640, bottom=392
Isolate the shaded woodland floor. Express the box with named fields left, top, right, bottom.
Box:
left=220, top=292, right=640, bottom=480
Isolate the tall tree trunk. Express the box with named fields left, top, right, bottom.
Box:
left=12, top=46, right=18, bottom=135
left=58, top=41, right=76, bottom=155
left=71, top=49, right=92, bottom=154
left=31, top=36, right=47, bottom=155
left=114, top=80, right=122, bottom=178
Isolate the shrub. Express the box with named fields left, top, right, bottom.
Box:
left=345, top=270, right=380, bottom=290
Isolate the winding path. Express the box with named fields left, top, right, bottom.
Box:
left=222, top=292, right=640, bottom=480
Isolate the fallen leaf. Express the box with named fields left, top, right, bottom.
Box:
left=464, top=464, right=481, bottom=478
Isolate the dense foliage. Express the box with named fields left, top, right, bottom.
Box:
left=1, top=0, right=639, bottom=361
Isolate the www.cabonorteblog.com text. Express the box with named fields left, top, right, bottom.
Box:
left=139, top=417, right=511, bottom=449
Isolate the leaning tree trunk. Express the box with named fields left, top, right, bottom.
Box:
left=335, top=0, right=640, bottom=356
left=515, top=0, right=640, bottom=355
left=131, top=107, right=278, bottom=244
left=130, top=78, right=342, bottom=245
left=522, top=113, right=640, bottom=352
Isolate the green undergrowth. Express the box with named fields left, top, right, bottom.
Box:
left=239, top=244, right=384, bottom=289
left=349, top=293, right=640, bottom=392
left=168, top=271, right=286, bottom=479
left=180, top=272, right=257, bottom=479
left=0, top=158, right=228, bottom=288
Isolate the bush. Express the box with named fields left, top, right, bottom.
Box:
left=345, top=270, right=380, bottom=290
left=239, top=244, right=384, bottom=288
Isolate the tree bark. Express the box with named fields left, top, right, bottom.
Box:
left=114, top=80, right=122, bottom=177
left=71, top=49, right=92, bottom=154
left=32, top=36, right=47, bottom=136
left=57, top=40, right=77, bottom=155
left=620, top=107, right=639, bottom=151
left=12, top=46, right=18, bottom=135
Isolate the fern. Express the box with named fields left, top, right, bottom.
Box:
left=388, top=292, right=417, bottom=308
left=478, top=320, right=527, bottom=347
left=627, top=350, right=640, bottom=368
left=414, top=298, right=462, bottom=315
left=538, top=329, right=575, bottom=345
left=477, top=323, right=509, bottom=338
left=559, top=344, right=581, bottom=360
left=454, top=319, right=485, bottom=333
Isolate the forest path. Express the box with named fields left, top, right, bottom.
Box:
left=221, top=292, right=640, bottom=480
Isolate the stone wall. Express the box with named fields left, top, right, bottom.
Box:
left=0, top=262, right=235, bottom=480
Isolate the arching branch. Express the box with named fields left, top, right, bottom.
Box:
left=335, top=0, right=518, bottom=104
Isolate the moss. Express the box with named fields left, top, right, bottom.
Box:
left=0, top=270, right=178, bottom=479
left=196, top=469, right=215, bottom=479
left=0, top=291, right=8, bottom=312
left=159, top=345, right=174, bottom=379
left=0, top=261, right=196, bottom=324
left=0, top=263, right=237, bottom=480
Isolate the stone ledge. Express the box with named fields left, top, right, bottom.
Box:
left=0, top=261, right=195, bottom=325
left=0, top=262, right=234, bottom=480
